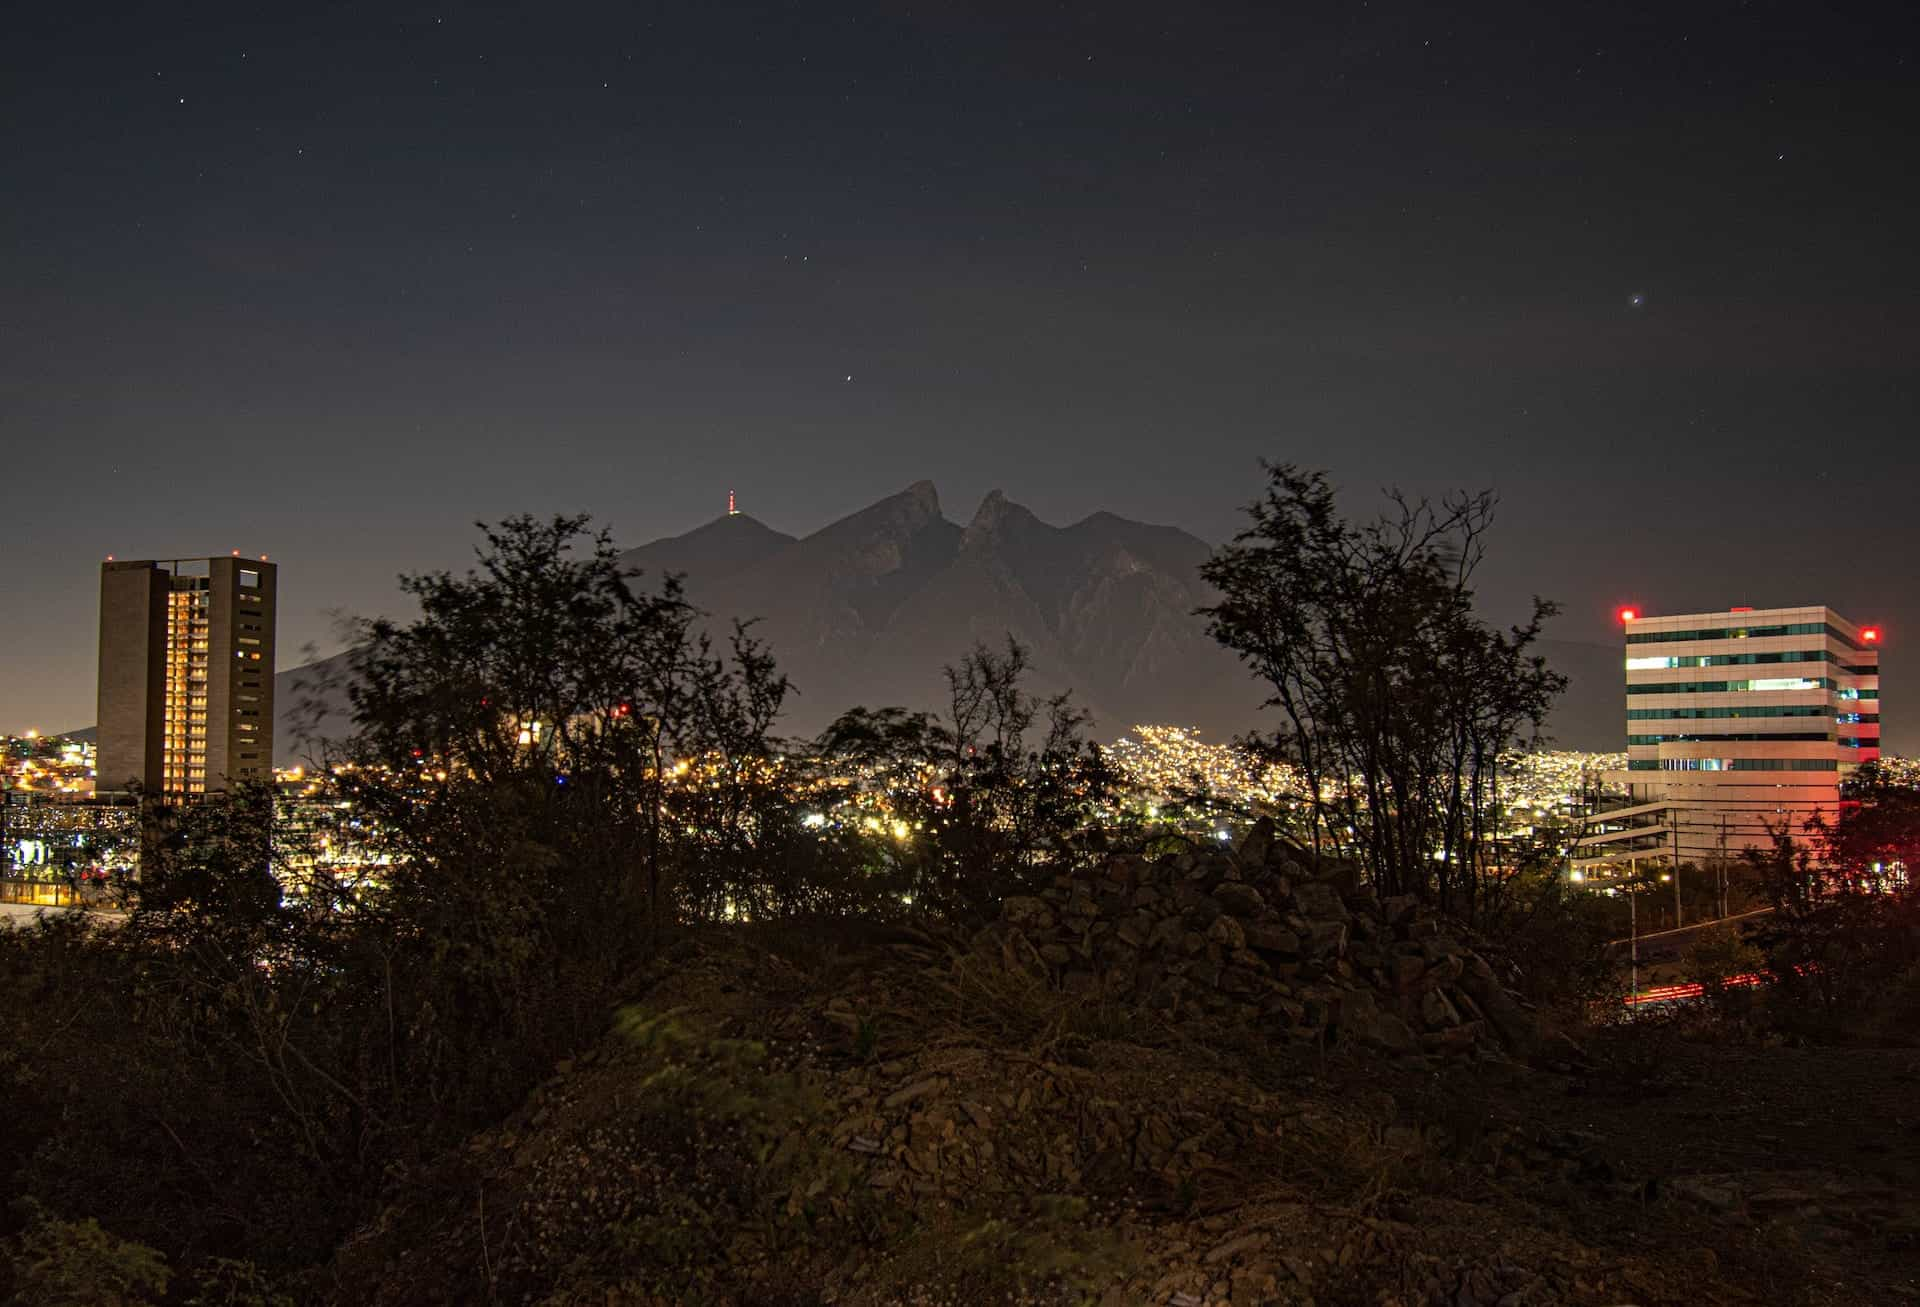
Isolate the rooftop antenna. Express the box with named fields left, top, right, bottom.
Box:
left=728, top=489, right=738, bottom=517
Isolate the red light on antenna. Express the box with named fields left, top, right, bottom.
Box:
left=1863, top=627, right=1880, bottom=643
left=1617, top=606, right=1638, bottom=624
left=231, top=549, right=240, bottom=556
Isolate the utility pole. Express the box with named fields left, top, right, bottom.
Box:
left=1670, top=813, right=1683, bottom=929
left=1728, top=813, right=1743, bottom=917
left=1628, top=853, right=1639, bottom=1002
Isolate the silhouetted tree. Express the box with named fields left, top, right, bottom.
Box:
left=1200, top=463, right=1565, bottom=910
left=817, top=637, right=1123, bottom=921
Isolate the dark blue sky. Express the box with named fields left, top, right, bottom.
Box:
left=4, top=2, right=1915, bottom=747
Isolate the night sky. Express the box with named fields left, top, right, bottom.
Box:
left=4, top=3, right=1915, bottom=748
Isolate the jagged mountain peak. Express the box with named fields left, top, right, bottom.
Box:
left=962, top=489, right=1048, bottom=549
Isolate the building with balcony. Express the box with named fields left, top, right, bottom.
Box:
left=95, top=556, right=277, bottom=797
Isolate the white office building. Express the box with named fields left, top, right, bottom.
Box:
left=1576, top=605, right=1881, bottom=868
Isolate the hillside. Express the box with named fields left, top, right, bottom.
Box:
left=314, top=830, right=1920, bottom=1306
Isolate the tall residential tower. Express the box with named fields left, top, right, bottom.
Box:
left=96, top=556, right=277, bottom=797
left=1577, top=604, right=1880, bottom=868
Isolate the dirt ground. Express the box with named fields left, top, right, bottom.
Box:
left=317, top=929, right=1920, bottom=1306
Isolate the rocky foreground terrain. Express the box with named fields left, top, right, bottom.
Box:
left=315, top=827, right=1920, bottom=1305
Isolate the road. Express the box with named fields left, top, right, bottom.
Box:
left=1606, top=906, right=1772, bottom=965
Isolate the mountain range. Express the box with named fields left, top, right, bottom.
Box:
left=267, top=482, right=1622, bottom=761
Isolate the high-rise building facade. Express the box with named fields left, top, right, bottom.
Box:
left=96, top=557, right=277, bottom=797
left=1580, top=604, right=1880, bottom=866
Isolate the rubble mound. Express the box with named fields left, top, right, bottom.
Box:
left=975, top=819, right=1549, bottom=1062
left=322, top=929, right=1737, bottom=1307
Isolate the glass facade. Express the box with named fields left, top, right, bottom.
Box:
left=1625, top=706, right=1865, bottom=720
left=1625, top=650, right=1856, bottom=670
left=1627, top=732, right=1834, bottom=745
left=161, top=580, right=212, bottom=797
left=1628, top=758, right=1839, bottom=772
left=1626, top=622, right=1872, bottom=649
left=1626, top=678, right=1837, bottom=695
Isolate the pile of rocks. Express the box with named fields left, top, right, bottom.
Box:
left=975, top=818, right=1546, bottom=1060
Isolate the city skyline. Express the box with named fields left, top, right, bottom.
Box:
left=4, top=3, right=1914, bottom=745
left=6, top=489, right=1913, bottom=755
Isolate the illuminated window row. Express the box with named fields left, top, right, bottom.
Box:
left=1628, top=758, right=1839, bottom=771
left=1625, top=705, right=1875, bottom=721
left=1627, top=732, right=1835, bottom=745
left=1626, top=650, right=1865, bottom=671
left=1626, top=622, right=1874, bottom=650
left=1627, top=678, right=1838, bottom=694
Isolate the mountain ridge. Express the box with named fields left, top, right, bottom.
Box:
left=251, top=483, right=1622, bottom=761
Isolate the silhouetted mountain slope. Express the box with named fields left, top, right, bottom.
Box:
left=616, top=512, right=794, bottom=585
left=257, top=486, right=1623, bottom=760
left=635, top=483, right=1261, bottom=739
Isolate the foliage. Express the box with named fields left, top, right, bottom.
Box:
left=1685, top=925, right=1765, bottom=996
left=180, top=1258, right=295, bottom=1307
left=0, top=1201, right=170, bottom=1306
left=1744, top=787, right=1920, bottom=1024
left=1475, top=862, right=1623, bottom=1017
left=816, top=637, right=1127, bottom=922
left=1199, top=463, right=1566, bottom=912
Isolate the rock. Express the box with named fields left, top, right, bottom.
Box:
left=1292, top=881, right=1349, bottom=922
left=999, top=927, right=1047, bottom=976
left=1390, top=952, right=1427, bottom=993
left=1420, top=988, right=1462, bottom=1028
left=1174, top=886, right=1222, bottom=926
left=1206, top=914, right=1247, bottom=951
left=1457, top=967, right=1541, bottom=1057
left=1214, top=881, right=1268, bottom=918
left=1264, top=994, right=1307, bottom=1026
left=1205, top=1232, right=1267, bottom=1264
left=883, top=1076, right=948, bottom=1110
left=1669, top=1175, right=1742, bottom=1212
left=1243, top=922, right=1302, bottom=957
left=1236, top=817, right=1277, bottom=867
left=1337, top=989, right=1418, bottom=1053
left=1002, top=896, right=1055, bottom=931
left=1303, top=919, right=1348, bottom=960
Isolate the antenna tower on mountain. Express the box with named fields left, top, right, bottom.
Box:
left=728, top=489, right=738, bottom=516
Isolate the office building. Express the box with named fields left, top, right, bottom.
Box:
left=1577, top=604, right=1880, bottom=867
left=96, top=556, right=277, bottom=797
